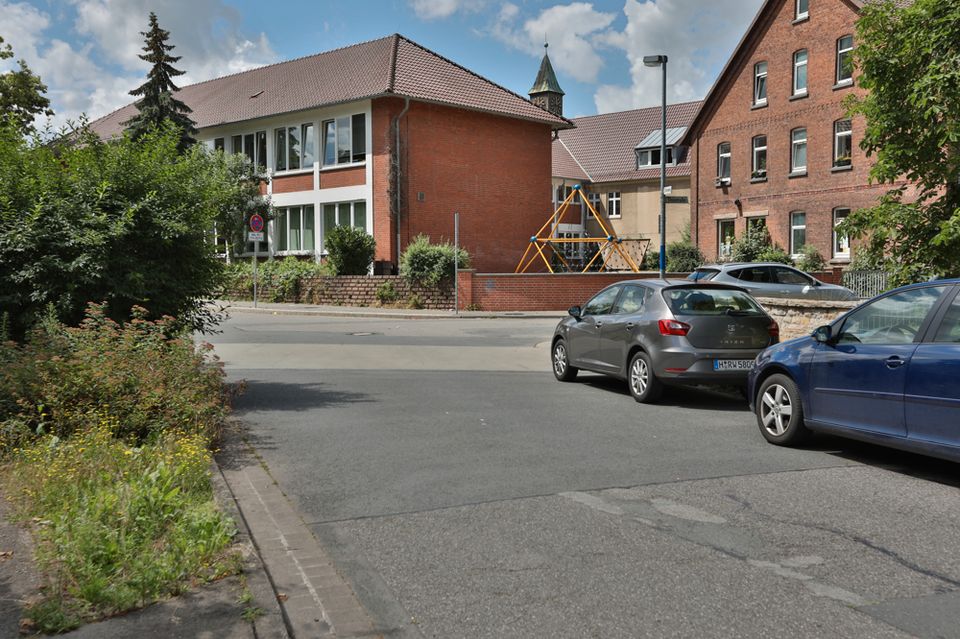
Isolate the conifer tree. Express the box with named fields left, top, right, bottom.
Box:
left=123, top=12, right=196, bottom=151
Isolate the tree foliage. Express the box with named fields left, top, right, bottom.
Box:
left=0, top=121, right=267, bottom=338
left=123, top=13, right=196, bottom=151
left=400, top=234, right=469, bottom=287
left=842, top=0, right=960, bottom=284
left=0, top=35, right=53, bottom=135
left=324, top=225, right=376, bottom=275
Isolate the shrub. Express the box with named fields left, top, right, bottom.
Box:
left=757, top=245, right=793, bottom=264
left=407, top=293, right=424, bottom=309
left=375, top=281, right=399, bottom=305
left=641, top=249, right=660, bottom=271
left=221, top=258, right=329, bottom=302
left=795, top=245, right=827, bottom=272
left=324, top=225, right=376, bottom=275
left=666, top=241, right=704, bottom=272
left=400, top=234, right=469, bottom=287
left=731, top=226, right=773, bottom=262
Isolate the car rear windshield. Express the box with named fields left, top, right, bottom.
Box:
left=663, top=288, right=765, bottom=316
left=687, top=269, right=719, bottom=282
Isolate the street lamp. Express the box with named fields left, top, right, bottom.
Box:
left=643, top=54, right=668, bottom=279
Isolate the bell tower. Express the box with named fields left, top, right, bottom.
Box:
left=529, top=42, right=564, bottom=117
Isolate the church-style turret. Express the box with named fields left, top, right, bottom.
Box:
left=529, top=43, right=564, bottom=117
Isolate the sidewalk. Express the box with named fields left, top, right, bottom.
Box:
left=216, top=299, right=564, bottom=320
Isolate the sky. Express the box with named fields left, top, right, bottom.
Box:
left=0, top=0, right=765, bottom=130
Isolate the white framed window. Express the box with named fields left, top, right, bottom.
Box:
left=322, top=201, right=367, bottom=252
left=790, top=211, right=807, bottom=256
left=833, top=208, right=851, bottom=259
left=751, top=135, right=767, bottom=179
left=796, top=0, right=808, bottom=20
left=833, top=119, right=852, bottom=168
left=791, top=128, right=807, bottom=174
left=322, top=114, right=366, bottom=166
left=718, top=142, right=731, bottom=180
left=275, top=205, right=316, bottom=253
left=556, top=185, right=582, bottom=206
left=231, top=131, right=266, bottom=169
left=607, top=192, right=621, bottom=218
left=753, top=62, right=767, bottom=106
left=718, top=219, right=735, bottom=259
left=274, top=123, right=315, bottom=172
left=586, top=191, right=601, bottom=218
left=793, top=50, right=808, bottom=96
left=636, top=146, right=675, bottom=168
left=836, top=35, right=854, bottom=84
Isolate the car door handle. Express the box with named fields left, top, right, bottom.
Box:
left=595, top=322, right=603, bottom=329
left=885, top=356, right=906, bottom=369
left=625, top=323, right=635, bottom=330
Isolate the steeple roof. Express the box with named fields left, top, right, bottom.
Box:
left=529, top=45, right=564, bottom=96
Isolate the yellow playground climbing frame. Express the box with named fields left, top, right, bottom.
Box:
left=515, top=184, right=642, bottom=274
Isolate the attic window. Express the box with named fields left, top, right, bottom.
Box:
left=249, top=90, right=264, bottom=99
left=636, top=146, right=675, bottom=169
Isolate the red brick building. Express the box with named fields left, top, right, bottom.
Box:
left=89, top=34, right=571, bottom=273
left=682, top=0, right=913, bottom=266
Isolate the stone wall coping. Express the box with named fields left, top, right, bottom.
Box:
left=755, top=296, right=859, bottom=311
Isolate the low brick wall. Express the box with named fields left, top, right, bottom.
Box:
left=223, top=275, right=454, bottom=309
left=755, top=297, right=858, bottom=341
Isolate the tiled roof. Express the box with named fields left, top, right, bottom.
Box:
left=555, top=100, right=702, bottom=184
left=89, top=34, right=571, bottom=138
left=552, top=138, right=589, bottom=181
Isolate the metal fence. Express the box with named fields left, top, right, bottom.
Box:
left=841, top=270, right=890, bottom=299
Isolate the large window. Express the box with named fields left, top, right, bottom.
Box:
left=753, top=62, right=768, bottom=106
left=752, top=135, right=767, bottom=179
left=231, top=131, right=266, bottom=169
left=718, top=142, right=731, bottom=180
left=718, top=219, right=735, bottom=259
left=213, top=138, right=225, bottom=151
left=607, top=192, right=621, bottom=218
left=833, top=208, right=851, bottom=259
left=836, top=35, right=854, bottom=84
left=275, top=123, right=315, bottom=172
left=791, top=128, right=807, bottom=174
left=556, top=185, right=582, bottom=206
left=833, top=119, right=852, bottom=168
left=747, top=216, right=767, bottom=237
left=793, top=50, right=808, bottom=96
left=790, top=211, right=807, bottom=256
left=275, top=205, right=316, bottom=253
left=796, top=0, right=809, bottom=19
left=322, top=201, right=367, bottom=251
left=586, top=191, right=601, bottom=218
left=636, top=146, right=675, bottom=168
left=322, top=114, right=366, bottom=166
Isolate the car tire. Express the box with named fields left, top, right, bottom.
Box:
left=755, top=373, right=809, bottom=445
left=628, top=351, right=662, bottom=404
left=552, top=339, right=578, bottom=382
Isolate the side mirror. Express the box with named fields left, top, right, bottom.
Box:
left=568, top=305, right=582, bottom=320
left=812, top=325, right=833, bottom=344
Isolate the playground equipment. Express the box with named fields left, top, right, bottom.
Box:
left=515, top=184, right=644, bottom=274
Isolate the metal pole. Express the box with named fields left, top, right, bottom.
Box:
left=253, top=239, right=259, bottom=308
left=454, top=212, right=460, bottom=315
left=659, top=58, right=668, bottom=279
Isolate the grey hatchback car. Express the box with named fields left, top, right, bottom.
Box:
left=552, top=280, right=779, bottom=403
left=688, top=263, right=857, bottom=301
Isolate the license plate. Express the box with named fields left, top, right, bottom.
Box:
left=713, top=359, right=754, bottom=371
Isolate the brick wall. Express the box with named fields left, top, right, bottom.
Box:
left=224, top=275, right=454, bottom=309
left=272, top=172, right=314, bottom=194
left=688, top=0, right=918, bottom=266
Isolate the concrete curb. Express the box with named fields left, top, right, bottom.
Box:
left=214, top=300, right=564, bottom=321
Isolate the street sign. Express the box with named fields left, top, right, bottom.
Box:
left=662, top=185, right=673, bottom=195
left=247, top=231, right=265, bottom=242
left=249, top=214, right=264, bottom=233
left=665, top=196, right=689, bottom=204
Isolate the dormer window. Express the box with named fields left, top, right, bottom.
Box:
left=636, top=146, right=675, bottom=169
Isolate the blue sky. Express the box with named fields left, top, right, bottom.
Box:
left=0, top=0, right=764, bottom=129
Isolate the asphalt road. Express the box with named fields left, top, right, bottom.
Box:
left=206, top=312, right=960, bottom=639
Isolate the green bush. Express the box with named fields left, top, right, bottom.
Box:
left=666, top=241, right=704, bottom=272
left=641, top=249, right=660, bottom=271
left=324, top=225, right=376, bottom=275
left=757, top=245, right=793, bottom=264
left=375, top=281, right=399, bottom=305
left=221, top=258, right=329, bottom=302
left=730, top=226, right=792, bottom=264
left=795, top=245, right=827, bottom=272
left=400, top=234, right=469, bottom=287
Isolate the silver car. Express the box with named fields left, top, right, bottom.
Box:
left=552, top=280, right=779, bottom=403
left=688, top=262, right=857, bottom=300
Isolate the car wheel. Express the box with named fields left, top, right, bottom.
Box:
left=628, top=351, right=662, bottom=403
left=552, top=339, right=578, bottom=382
left=756, top=373, right=809, bottom=445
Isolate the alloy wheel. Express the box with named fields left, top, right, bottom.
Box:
left=553, top=342, right=568, bottom=377
left=760, top=384, right=793, bottom=436
left=630, top=357, right=648, bottom=396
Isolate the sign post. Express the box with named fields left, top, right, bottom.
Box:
left=454, top=212, right=460, bottom=315
left=249, top=214, right=265, bottom=308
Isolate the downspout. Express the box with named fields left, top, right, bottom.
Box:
left=393, top=97, right=410, bottom=269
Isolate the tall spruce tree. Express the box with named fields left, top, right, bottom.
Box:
left=123, top=12, right=196, bottom=151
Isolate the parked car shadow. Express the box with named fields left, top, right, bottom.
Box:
left=577, top=373, right=750, bottom=412
left=231, top=380, right=373, bottom=415
left=800, top=435, right=960, bottom=488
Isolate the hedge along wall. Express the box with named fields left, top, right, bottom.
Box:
left=222, top=275, right=454, bottom=309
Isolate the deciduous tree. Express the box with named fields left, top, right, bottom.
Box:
left=0, top=35, right=53, bottom=135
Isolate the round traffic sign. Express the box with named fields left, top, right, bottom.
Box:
left=250, top=214, right=264, bottom=233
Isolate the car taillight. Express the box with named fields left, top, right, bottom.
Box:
left=768, top=320, right=780, bottom=340
left=659, top=319, right=691, bottom=336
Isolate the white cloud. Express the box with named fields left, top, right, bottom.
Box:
left=594, top=0, right=763, bottom=113
left=409, top=0, right=487, bottom=20
left=0, top=0, right=277, bottom=130
left=491, top=2, right=616, bottom=84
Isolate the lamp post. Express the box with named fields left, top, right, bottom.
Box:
left=643, top=54, right=668, bottom=279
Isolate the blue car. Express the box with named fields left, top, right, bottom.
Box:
left=748, top=280, right=960, bottom=462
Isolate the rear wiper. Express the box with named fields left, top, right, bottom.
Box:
left=724, top=308, right=753, bottom=316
